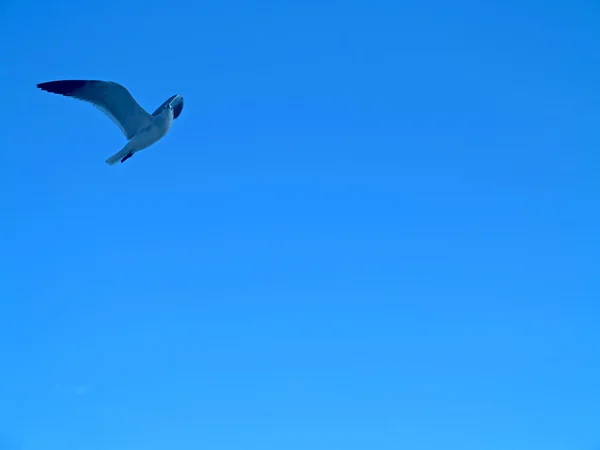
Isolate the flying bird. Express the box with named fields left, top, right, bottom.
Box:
left=36, top=80, right=184, bottom=165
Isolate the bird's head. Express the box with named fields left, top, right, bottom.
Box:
left=152, top=94, right=184, bottom=119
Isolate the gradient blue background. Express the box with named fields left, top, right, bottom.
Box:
left=1, top=0, right=599, bottom=448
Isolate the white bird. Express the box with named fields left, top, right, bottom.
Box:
left=36, top=80, right=184, bottom=165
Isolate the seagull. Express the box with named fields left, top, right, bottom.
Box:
left=36, top=80, right=184, bottom=165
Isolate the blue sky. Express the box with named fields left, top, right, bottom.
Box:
left=1, top=0, right=599, bottom=449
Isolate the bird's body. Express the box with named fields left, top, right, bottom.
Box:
left=36, top=80, right=184, bottom=165
left=106, top=106, right=175, bottom=165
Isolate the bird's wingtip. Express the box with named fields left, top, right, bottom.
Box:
left=36, top=80, right=89, bottom=95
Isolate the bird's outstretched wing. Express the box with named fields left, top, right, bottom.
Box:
left=37, top=80, right=153, bottom=140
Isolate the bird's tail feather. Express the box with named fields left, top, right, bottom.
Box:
left=105, top=146, right=132, bottom=166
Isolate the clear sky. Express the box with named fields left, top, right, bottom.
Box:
left=0, top=0, right=599, bottom=449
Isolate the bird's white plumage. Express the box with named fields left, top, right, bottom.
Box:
left=105, top=107, right=175, bottom=165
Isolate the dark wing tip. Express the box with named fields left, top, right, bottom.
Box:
left=173, top=98, right=184, bottom=119
left=36, top=80, right=91, bottom=96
